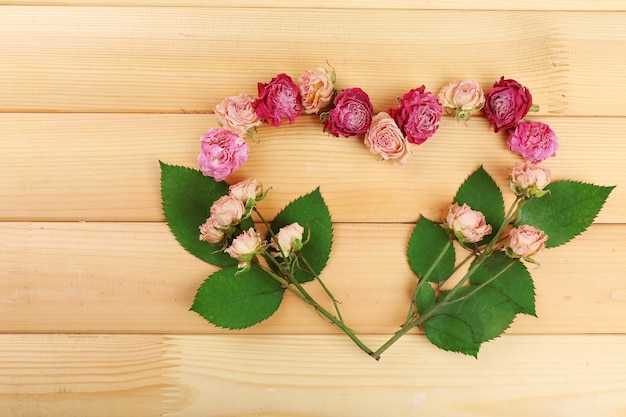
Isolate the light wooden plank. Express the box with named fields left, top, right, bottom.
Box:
left=1, top=222, right=623, bottom=334
left=1, top=7, right=625, bottom=114
left=1, top=114, right=623, bottom=223
left=0, top=333, right=625, bottom=416
left=3, top=0, right=626, bottom=11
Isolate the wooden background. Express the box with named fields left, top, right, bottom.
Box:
left=2, top=1, right=626, bottom=416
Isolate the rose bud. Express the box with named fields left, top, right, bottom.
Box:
left=508, top=120, right=559, bottom=164
left=225, top=228, right=266, bottom=270
left=323, top=87, right=373, bottom=137
left=271, top=222, right=305, bottom=258
left=229, top=178, right=266, bottom=205
left=509, top=162, right=551, bottom=198
left=388, top=86, right=442, bottom=145
left=215, top=93, right=262, bottom=137
left=483, top=77, right=533, bottom=133
left=364, top=112, right=411, bottom=164
left=253, top=73, right=302, bottom=127
left=506, top=225, right=548, bottom=261
left=198, top=128, right=249, bottom=182
left=444, top=203, right=492, bottom=244
left=438, top=80, right=485, bottom=122
left=297, top=66, right=335, bottom=114
left=209, top=195, right=245, bottom=229
left=199, top=217, right=225, bottom=245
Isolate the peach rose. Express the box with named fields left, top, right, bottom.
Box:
left=438, top=80, right=485, bottom=122
left=225, top=228, right=265, bottom=269
left=507, top=225, right=548, bottom=259
left=509, top=162, right=551, bottom=198
left=229, top=178, right=264, bottom=204
left=364, top=112, right=411, bottom=164
left=444, top=203, right=492, bottom=244
left=209, top=195, right=245, bottom=228
left=271, top=222, right=304, bottom=258
left=298, top=66, right=335, bottom=114
left=199, top=217, right=225, bottom=245
left=215, top=93, right=262, bottom=137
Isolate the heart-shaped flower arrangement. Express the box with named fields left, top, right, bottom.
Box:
left=160, top=66, right=613, bottom=360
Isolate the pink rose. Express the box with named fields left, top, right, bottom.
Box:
left=229, top=178, right=264, bottom=205
left=483, top=77, right=533, bottom=133
left=297, top=66, right=335, bottom=114
left=438, top=80, right=485, bottom=122
left=210, top=195, right=245, bottom=228
left=364, top=112, right=411, bottom=165
left=225, top=228, right=265, bottom=269
left=388, top=86, right=442, bottom=145
left=444, top=203, right=492, bottom=244
left=271, top=222, right=304, bottom=258
left=507, top=225, right=548, bottom=259
left=508, top=120, right=559, bottom=163
left=253, top=73, right=302, bottom=127
left=323, top=87, right=373, bottom=137
left=509, top=162, right=551, bottom=198
left=198, top=217, right=225, bottom=245
left=198, top=128, right=249, bottom=182
left=215, top=93, right=262, bottom=137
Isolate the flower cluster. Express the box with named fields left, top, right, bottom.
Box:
left=199, top=178, right=304, bottom=272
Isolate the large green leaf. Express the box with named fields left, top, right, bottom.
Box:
left=270, top=188, right=333, bottom=283
left=453, top=166, right=505, bottom=245
left=191, top=266, right=285, bottom=329
left=515, top=181, right=615, bottom=248
left=160, top=162, right=235, bottom=266
left=407, top=216, right=455, bottom=283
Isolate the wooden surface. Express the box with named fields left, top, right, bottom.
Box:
left=2, top=2, right=625, bottom=416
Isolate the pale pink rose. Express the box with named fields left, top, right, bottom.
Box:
left=298, top=66, right=335, bottom=114
left=229, top=178, right=264, bottom=204
left=508, top=120, right=559, bottom=164
left=438, top=80, right=485, bottom=121
left=199, top=217, right=225, bottom=245
left=507, top=225, right=548, bottom=258
left=271, top=222, right=304, bottom=257
left=198, top=128, right=249, bottom=182
left=444, top=203, right=492, bottom=244
left=210, top=195, right=245, bottom=228
left=225, top=228, right=265, bottom=267
left=509, top=162, right=551, bottom=198
left=215, top=93, right=262, bottom=137
left=364, top=112, right=411, bottom=165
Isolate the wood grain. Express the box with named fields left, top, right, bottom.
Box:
left=0, top=334, right=625, bottom=417
left=1, top=114, right=623, bottom=222
left=1, top=7, right=625, bottom=114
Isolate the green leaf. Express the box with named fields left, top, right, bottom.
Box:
left=414, top=282, right=436, bottom=315
left=407, top=216, right=455, bottom=283
left=191, top=266, right=285, bottom=329
left=515, top=181, right=615, bottom=248
left=423, top=286, right=518, bottom=357
left=270, top=188, right=333, bottom=283
left=160, top=162, right=235, bottom=266
left=469, top=251, right=536, bottom=316
left=453, top=166, right=505, bottom=244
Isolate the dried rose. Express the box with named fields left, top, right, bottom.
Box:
left=225, top=228, right=265, bottom=269
left=509, top=162, right=551, bottom=198
left=229, top=178, right=265, bottom=205
left=444, top=203, right=492, bottom=244
left=198, top=217, right=225, bottom=245
left=215, top=93, right=262, bottom=137
left=388, top=86, right=442, bottom=145
left=210, top=195, right=245, bottom=229
left=298, top=66, right=335, bottom=114
left=364, top=112, right=411, bottom=165
left=323, top=87, right=373, bottom=137
left=508, top=120, right=559, bottom=163
left=253, top=73, right=302, bottom=127
left=483, top=77, right=533, bottom=133
left=198, top=128, right=249, bottom=182
left=506, top=225, right=548, bottom=260
left=271, top=222, right=305, bottom=258
left=438, top=80, right=485, bottom=122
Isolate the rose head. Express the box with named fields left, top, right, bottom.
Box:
left=444, top=203, right=492, bottom=244
left=253, top=73, right=302, bottom=127
left=298, top=66, right=335, bottom=114
left=215, top=93, right=262, bottom=137
left=323, top=87, right=373, bottom=137
left=388, top=86, right=442, bottom=145
left=507, top=225, right=548, bottom=260
left=229, top=178, right=265, bottom=206
left=210, top=194, right=245, bottom=229
left=198, top=217, right=225, bottom=245
left=225, top=228, right=265, bottom=269
left=438, top=80, right=485, bottom=122
left=198, top=128, right=249, bottom=182
left=509, top=162, right=551, bottom=198
left=508, top=120, right=559, bottom=164
left=483, top=77, right=533, bottom=133
left=271, top=222, right=305, bottom=258
left=364, top=112, right=411, bottom=165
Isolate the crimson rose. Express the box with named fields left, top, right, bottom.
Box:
left=483, top=77, right=533, bottom=133
left=323, top=87, right=373, bottom=137
left=388, top=86, right=442, bottom=145
left=253, top=73, right=302, bottom=127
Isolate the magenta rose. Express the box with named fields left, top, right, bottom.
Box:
left=198, top=128, right=249, bottom=182
left=323, top=87, right=373, bottom=137
left=253, top=73, right=302, bottom=127
left=388, top=86, right=442, bottom=145
left=483, top=77, right=533, bottom=133
left=508, top=120, right=559, bottom=163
